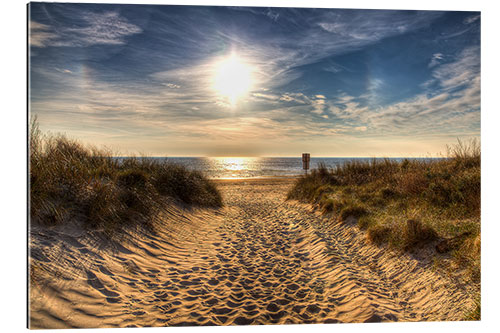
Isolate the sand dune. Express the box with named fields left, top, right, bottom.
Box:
left=29, top=178, right=477, bottom=328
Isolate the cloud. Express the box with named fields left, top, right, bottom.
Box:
left=29, top=11, right=141, bottom=48
left=265, top=9, right=280, bottom=22
left=55, top=67, right=73, bottom=74
left=429, top=53, right=444, bottom=68
left=317, top=46, right=480, bottom=138
left=430, top=47, right=480, bottom=92
left=311, top=98, right=326, bottom=115
left=65, top=12, right=142, bottom=46
left=318, top=10, right=441, bottom=41
left=163, top=83, right=181, bottom=89
left=252, top=92, right=281, bottom=101
left=31, top=62, right=355, bottom=151
left=368, top=78, right=384, bottom=92
left=29, top=7, right=478, bottom=156
left=279, top=93, right=310, bottom=104
left=367, top=48, right=479, bottom=136
left=184, top=9, right=444, bottom=93
left=29, top=21, right=58, bottom=47
left=322, top=61, right=352, bottom=74
left=32, top=41, right=479, bottom=150
left=464, top=14, right=480, bottom=24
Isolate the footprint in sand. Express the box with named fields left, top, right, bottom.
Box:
left=30, top=179, right=477, bottom=328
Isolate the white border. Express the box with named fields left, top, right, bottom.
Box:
left=3, top=0, right=499, bottom=332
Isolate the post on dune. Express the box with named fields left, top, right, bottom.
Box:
left=302, top=153, right=310, bottom=175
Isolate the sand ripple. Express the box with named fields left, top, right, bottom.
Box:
left=29, top=179, right=477, bottom=328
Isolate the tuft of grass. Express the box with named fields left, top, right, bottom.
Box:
left=367, top=225, right=392, bottom=245
left=339, top=203, right=369, bottom=222
left=379, top=187, right=397, bottom=199
left=321, top=198, right=336, bottom=214
left=117, top=169, right=149, bottom=189
left=357, top=215, right=375, bottom=230
left=153, top=165, right=223, bottom=207
left=29, top=117, right=223, bottom=236
left=403, top=219, right=438, bottom=249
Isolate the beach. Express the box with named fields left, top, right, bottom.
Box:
left=29, top=178, right=477, bottom=328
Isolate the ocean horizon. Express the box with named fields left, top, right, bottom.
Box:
left=117, top=157, right=441, bottom=179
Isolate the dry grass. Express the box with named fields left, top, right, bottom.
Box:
left=287, top=139, right=480, bottom=283
left=29, top=117, right=222, bottom=236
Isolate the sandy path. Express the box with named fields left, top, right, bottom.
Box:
left=29, top=179, right=476, bottom=328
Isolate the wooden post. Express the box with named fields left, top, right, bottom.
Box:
left=302, top=153, right=310, bottom=174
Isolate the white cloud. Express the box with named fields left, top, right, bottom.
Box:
left=431, top=47, right=480, bottom=92
left=29, top=21, right=58, bottom=47
left=311, top=98, right=326, bottom=115
left=318, top=10, right=440, bottom=42
left=29, top=8, right=479, bottom=155
left=252, top=92, right=281, bottom=101
left=164, top=83, right=181, bottom=89
left=265, top=9, right=280, bottom=22
left=321, top=46, right=480, bottom=138
left=464, top=14, right=480, bottom=24
left=429, top=53, right=444, bottom=68
left=55, top=67, right=73, bottom=74
left=279, top=93, right=310, bottom=104
left=66, top=12, right=141, bottom=46
left=29, top=12, right=142, bottom=48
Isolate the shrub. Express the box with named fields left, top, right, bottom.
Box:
left=398, top=172, right=429, bottom=196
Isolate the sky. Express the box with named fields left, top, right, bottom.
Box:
left=28, top=3, right=481, bottom=157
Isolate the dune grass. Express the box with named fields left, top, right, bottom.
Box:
left=29, top=118, right=222, bottom=236
left=287, top=139, right=480, bottom=284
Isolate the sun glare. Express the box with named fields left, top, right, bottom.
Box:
left=213, top=53, right=254, bottom=105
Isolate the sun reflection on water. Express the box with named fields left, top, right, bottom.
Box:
left=211, top=157, right=259, bottom=178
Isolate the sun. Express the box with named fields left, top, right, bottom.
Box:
left=212, top=52, right=254, bottom=105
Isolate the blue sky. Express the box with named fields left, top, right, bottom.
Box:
left=29, top=3, right=480, bottom=157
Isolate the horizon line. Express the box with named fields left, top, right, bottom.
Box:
left=112, top=155, right=445, bottom=159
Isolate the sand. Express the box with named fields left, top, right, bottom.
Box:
left=29, top=178, right=478, bottom=328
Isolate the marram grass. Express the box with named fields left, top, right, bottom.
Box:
left=287, top=139, right=480, bottom=284
left=29, top=118, right=222, bottom=236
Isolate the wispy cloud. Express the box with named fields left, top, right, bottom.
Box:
left=317, top=10, right=441, bottom=42
left=464, top=14, right=480, bottom=24
left=158, top=8, right=445, bottom=92
left=430, top=46, right=480, bottom=92
left=429, top=53, right=444, bottom=68
left=29, top=21, right=58, bottom=47
left=30, top=11, right=141, bottom=48
left=331, top=47, right=480, bottom=137
left=29, top=5, right=480, bottom=156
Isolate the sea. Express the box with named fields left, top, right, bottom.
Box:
left=139, top=157, right=434, bottom=179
